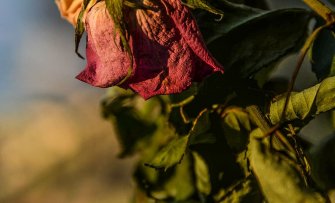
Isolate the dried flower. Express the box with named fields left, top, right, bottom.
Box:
left=59, top=0, right=223, bottom=99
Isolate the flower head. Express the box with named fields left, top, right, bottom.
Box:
left=58, top=0, right=223, bottom=99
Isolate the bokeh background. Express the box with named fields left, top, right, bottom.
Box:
left=0, top=0, right=334, bottom=202
left=0, top=1, right=133, bottom=202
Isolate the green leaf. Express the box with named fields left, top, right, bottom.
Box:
left=243, top=0, right=268, bottom=9
left=101, top=93, right=167, bottom=157
left=153, top=155, right=195, bottom=201
left=191, top=115, right=247, bottom=196
left=145, top=135, right=189, bottom=170
left=189, top=110, right=216, bottom=145
left=192, top=151, right=211, bottom=195
left=222, top=0, right=268, bottom=9
left=310, top=28, right=335, bottom=80
left=169, top=84, right=198, bottom=105
left=249, top=129, right=327, bottom=203
left=146, top=110, right=213, bottom=170
left=214, top=176, right=262, bottom=203
left=168, top=107, right=192, bottom=135
left=206, top=8, right=310, bottom=78
left=315, top=77, right=335, bottom=113
left=269, top=76, right=335, bottom=124
left=221, top=107, right=251, bottom=152
left=195, top=1, right=263, bottom=44
left=135, top=155, right=195, bottom=201
left=75, top=0, right=95, bottom=59
left=181, top=73, right=236, bottom=119
left=222, top=107, right=251, bottom=132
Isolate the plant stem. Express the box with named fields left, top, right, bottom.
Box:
left=280, top=1, right=335, bottom=123
left=303, top=0, right=334, bottom=22
left=246, top=105, right=295, bottom=153
left=280, top=22, right=332, bottom=124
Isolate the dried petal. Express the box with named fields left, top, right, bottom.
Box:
left=76, top=2, right=132, bottom=87
left=76, top=0, right=223, bottom=99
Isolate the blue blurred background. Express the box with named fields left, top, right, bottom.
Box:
left=0, top=1, right=133, bottom=202
left=0, top=0, right=87, bottom=111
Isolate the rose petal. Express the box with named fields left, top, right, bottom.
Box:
left=77, top=0, right=223, bottom=99
left=161, top=0, right=222, bottom=72
left=76, top=2, right=132, bottom=87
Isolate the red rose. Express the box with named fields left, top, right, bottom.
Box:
left=76, top=0, right=223, bottom=99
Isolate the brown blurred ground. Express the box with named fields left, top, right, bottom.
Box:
left=0, top=1, right=135, bottom=201
left=0, top=92, right=134, bottom=203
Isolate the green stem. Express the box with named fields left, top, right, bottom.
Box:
left=280, top=1, right=335, bottom=125
left=246, top=105, right=295, bottom=153
left=280, top=23, right=332, bottom=124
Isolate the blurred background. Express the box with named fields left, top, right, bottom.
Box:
left=0, top=0, right=334, bottom=202
left=0, top=1, right=134, bottom=202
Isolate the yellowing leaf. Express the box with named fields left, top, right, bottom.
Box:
left=221, top=107, right=251, bottom=151
left=269, top=76, right=335, bottom=124
left=146, top=110, right=213, bottom=170
left=249, top=129, right=327, bottom=203
left=155, top=155, right=195, bottom=200
left=192, top=151, right=211, bottom=195
left=145, top=135, right=189, bottom=170
left=222, top=107, right=251, bottom=132
left=215, top=177, right=262, bottom=203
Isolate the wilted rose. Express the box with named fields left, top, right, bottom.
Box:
left=59, top=0, right=223, bottom=99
